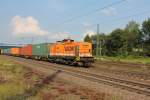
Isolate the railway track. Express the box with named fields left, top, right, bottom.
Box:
left=95, top=61, right=150, bottom=68
left=8, top=56, right=150, bottom=96
left=93, top=62, right=150, bottom=80
left=91, top=67, right=150, bottom=80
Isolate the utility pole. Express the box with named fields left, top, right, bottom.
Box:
left=96, top=24, right=99, bottom=57
left=99, top=39, right=102, bottom=56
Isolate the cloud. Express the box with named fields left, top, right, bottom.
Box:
left=11, top=16, right=81, bottom=42
left=100, top=7, right=117, bottom=16
left=84, top=30, right=96, bottom=37
left=82, top=22, right=95, bottom=36
left=48, top=32, right=70, bottom=40
left=48, top=31, right=79, bottom=41
left=11, top=16, right=48, bottom=37
left=82, top=22, right=91, bottom=27
left=125, top=0, right=134, bottom=2
left=82, top=22, right=96, bottom=40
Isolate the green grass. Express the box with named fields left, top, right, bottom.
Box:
left=0, top=56, right=28, bottom=99
left=95, top=55, right=150, bottom=64
left=0, top=83, right=26, bottom=99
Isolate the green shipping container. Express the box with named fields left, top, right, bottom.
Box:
left=32, top=43, right=52, bottom=57
left=2, top=48, right=11, bottom=54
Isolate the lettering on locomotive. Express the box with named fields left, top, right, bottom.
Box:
left=64, top=46, right=74, bottom=51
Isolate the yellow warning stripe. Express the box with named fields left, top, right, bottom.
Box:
left=76, top=56, right=80, bottom=61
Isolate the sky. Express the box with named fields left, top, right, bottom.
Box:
left=0, top=0, right=150, bottom=44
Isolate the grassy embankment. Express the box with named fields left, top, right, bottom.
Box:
left=0, top=56, right=41, bottom=99
left=0, top=56, right=26, bottom=99
left=95, top=56, right=150, bottom=64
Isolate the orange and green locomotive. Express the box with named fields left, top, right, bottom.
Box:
left=49, top=39, right=94, bottom=66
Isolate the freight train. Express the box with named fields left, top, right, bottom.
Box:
left=1, top=39, right=94, bottom=67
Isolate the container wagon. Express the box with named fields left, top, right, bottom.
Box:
left=10, top=47, right=21, bottom=56
left=20, top=44, right=32, bottom=58
left=2, top=48, right=11, bottom=55
left=32, top=43, right=52, bottom=60
left=49, top=39, right=94, bottom=67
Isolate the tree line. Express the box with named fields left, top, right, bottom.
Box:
left=84, top=18, right=150, bottom=57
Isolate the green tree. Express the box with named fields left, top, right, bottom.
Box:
left=124, top=21, right=142, bottom=55
left=106, top=29, right=124, bottom=56
left=83, top=20, right=149, bottom=57
left=142, top=18, right=150, bottom=56
left=84, top=34, right=92, bottom=43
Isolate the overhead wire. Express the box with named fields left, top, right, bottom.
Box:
left=89, top=10, right=150, bottom=29
left=54, top=0, right=126, bottom=39
left=66, top=7, right=146, bottom=30
left=58, top=0, right=126, bottom=26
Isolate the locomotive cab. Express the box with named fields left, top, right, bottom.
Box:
left=75, top=42, right=94, bottom=66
